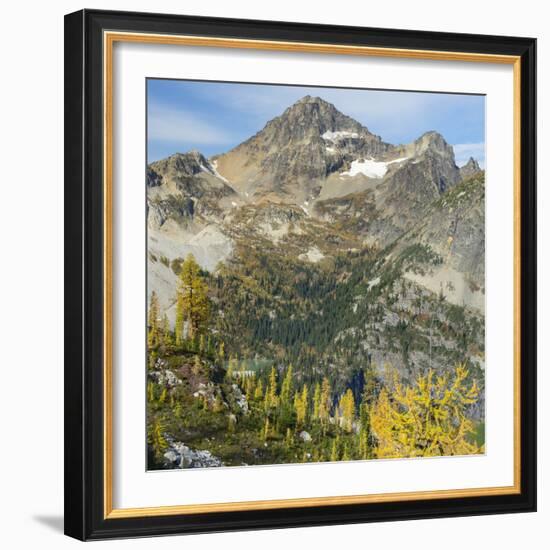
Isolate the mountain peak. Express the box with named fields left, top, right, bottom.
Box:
left=465, top=156, right=481, bottom=169
left=417, top=130, right=447, bottom=146
left=293, top=95, right=332, bottom=107
left=254, top=95, right=371, bottom=147
left=213, top=95, right=393, bottom=202
left=405, top=131, right=455, bottom=160
left=459, top=156, right=482, bottom=179
left=295, top=94, right=319, bottom=103
left=150, top=150, right=211, bottom=179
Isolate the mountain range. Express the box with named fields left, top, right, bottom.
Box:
left=147, top=95, right=485, bottom=327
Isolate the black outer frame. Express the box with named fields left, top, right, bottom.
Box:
left=64, top=9, right=537, bottom=541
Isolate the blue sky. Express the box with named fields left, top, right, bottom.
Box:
left=147, top=79, right=485, bottom=167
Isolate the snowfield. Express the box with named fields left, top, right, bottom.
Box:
left=341, top=156, right=409, bottom=179
left=322, top=130, right=359, bottom=142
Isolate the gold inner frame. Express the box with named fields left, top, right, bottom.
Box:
left=103, top=31, right=522, bottom=519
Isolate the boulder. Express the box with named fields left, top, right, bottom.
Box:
left=163, top=438, right=223, bottom=469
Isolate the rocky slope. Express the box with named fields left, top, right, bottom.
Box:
left=400, top=171, right=485, bottom=310
left=147, top=151, right=238, bottom=317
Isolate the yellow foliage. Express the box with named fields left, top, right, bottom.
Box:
left=175, top=254, right=209, bottom=343
left=254, top=379, right=264, bottom=401
left=339, top=389, right=355, bottom=433
left=148, top=418, right=168, bottom=461
left=318, top=377, right=331, bottom=426
left=264, top=367, right=279, bottom=411
left=370, top=364, right=481, bottom=459
left=294, top=384, right=309, bottom=427
left=280, top=365, right=293, bottom=405
left=147, top=291, right=160, bottom=347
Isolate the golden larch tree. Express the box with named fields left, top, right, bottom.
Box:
left=371, top=364, right=481, bottom=459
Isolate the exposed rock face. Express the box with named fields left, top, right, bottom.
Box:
left=147, top=150, right=237, bottom=228
left=402, top=131, right=461, bottom=191
left=149, top=369, right=182, bottom=388
left=459, top=157, right=482, bottom=180
left=146, top=151, right=237, bottom=321
left=312, top=129, right=462, bottom=248
left=214, top=95, right=392, bottom=203
left=401, top=171, right=486, bottom=310
left=146, top=166, right=163, bottom=188
left=371, top=132, right=461, bottom=240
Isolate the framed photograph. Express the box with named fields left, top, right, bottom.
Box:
left=64, top=9, right=536, bottom=540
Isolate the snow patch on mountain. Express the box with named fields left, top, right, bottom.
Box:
left=208, top=159, right=231, bottom=184
left=341, top=157, right=409, bottom=179
left=322, top=130, right=359, bottom=142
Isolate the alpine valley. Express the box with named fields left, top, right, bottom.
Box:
left=146, top=95, right=486, bottom=469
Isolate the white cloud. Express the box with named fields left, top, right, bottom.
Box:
left=452, top=143, right=486, bottom=168
left=148, top=103, right=233, bottom=146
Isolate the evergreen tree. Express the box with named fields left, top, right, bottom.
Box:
left=254, top=379, right=264, bottom=401
left=161, top=313, right=172, bottom=346
left=280, top=364, right=294, bottom=405
left=294, top=384, right=309, bottom=427
left=148, top=418, right=168, bottom=462
left=147, top=291, right=160, bottom=347
left=359, top=365, right=377, bottom=458
left=175, top=292, right=184, bottom=347
left=330, top=437, right=339, bottom=462
left=319, top=377, right=331, bottom=426
left=175, top=254, right=209, bottom=342
left=262, top=417, right=271, bottom=441
left=359, top=428, right=370, bottom=460
left=245, top=374, right=256, bottom=401
left=264, top=366, right=278, bottom=410
left=284, top=427, right=293, bottom=450
left=192, top=355, right=202, bottom=377
left=341, top=443, right=350, bottom=461
left=312, top=382, right=321, bottom=420
left=147, top=381, right=155, bottom=404
left=339, top=389, right=355, bottom=433
left=218, top=341, right=225, bottom=364
left=225, top=356, right=235, bottom=381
